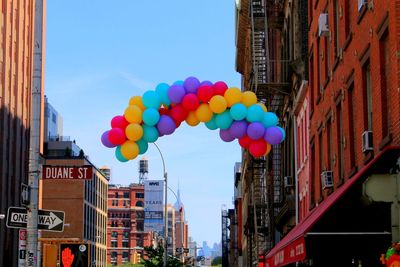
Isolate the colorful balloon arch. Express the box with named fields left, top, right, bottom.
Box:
left=101, top=77, right=286, bottom=162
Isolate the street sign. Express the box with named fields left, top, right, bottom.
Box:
left=6, top=207, right=65, bottom=232
left=42, top=165, right=93, bottom=180
left=18, top=229, right=26, bottom=267
left=60, top=243, right=89, bottom=267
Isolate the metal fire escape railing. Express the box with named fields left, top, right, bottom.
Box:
left=248, top=0, right=288, bottom=265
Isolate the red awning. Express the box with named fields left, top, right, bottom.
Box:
left=265, top=146, right=400, bottom=267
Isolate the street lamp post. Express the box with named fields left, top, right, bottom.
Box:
left=152, top=143, right=168, bottom=267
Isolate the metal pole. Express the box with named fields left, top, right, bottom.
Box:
left=26, top=0, right=43, bottom=266
left=152, top=143, right=168, bottom=267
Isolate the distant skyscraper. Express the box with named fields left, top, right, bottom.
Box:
left=44, top=96, right=63, bottom=141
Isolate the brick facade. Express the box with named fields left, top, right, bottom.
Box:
left=308, top=0, right=400, bottom=207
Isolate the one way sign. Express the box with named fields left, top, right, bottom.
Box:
left=6, top=207, right=65, bottom=232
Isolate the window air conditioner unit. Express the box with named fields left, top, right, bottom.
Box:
left=358, top=0, right=367, bottom=11
left=321, top=171, right=333, bottom=189
left=362, top=131, right=373, bottom=153
left=284, top=176, right=294, bottom=188
left=318, top=13, right=329, bottom=37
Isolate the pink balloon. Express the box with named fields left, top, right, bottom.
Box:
left=111, top=115, right=129, bottom=129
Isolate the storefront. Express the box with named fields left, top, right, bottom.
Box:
left=264, top=147, right=400, bottom=267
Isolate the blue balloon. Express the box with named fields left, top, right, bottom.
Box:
left=262, top=112, right=279, bottom=128
left=278, top=126, right=286, bottom=142
left=173, top=80, right=184, bottom=85
left=142, top=90, right=161, bottom=109
left=230, top=103, right=247, bottom=121
left=215, top=111, right=233, bottom=130
left=137, top=139, right=149, bottom=154
left=246, top=104, right=264, bottom=122
left=155, top=83, right=171, bottom=106
left=115, top=146, right=128, bottom=162
left=142, top=125, right=159, bottom=143
left=142, top=108, right=160, bottom=126
left=205, top=117, right=218, bottom=130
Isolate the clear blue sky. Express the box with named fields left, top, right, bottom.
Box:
left=45, top=1, right=241, bottom=246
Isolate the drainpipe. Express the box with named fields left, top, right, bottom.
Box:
left=293, top=117, right=299, bottom=225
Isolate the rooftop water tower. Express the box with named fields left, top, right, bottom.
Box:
left=139, top=157, right=148, bottom=184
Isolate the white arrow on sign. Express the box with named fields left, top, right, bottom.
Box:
left=38, top=212, right=63, bottom=230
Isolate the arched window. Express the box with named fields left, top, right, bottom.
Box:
left=135, top=201, right=144, bottom=207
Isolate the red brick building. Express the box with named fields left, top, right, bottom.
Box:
left=0, top=1, right=45, bottom=266
left=107, top=184, right=153, bottom=265
left=264, top=1, right=400, bottom=266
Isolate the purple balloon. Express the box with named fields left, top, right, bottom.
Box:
left=156, top=115, right=176, bottom=135
left=168, top=84, right=186, bottom=104
left=219, top=129, right=235, bottom=142
left=101, top=131, right=116, bottom=148
left=247, top=122, right=265, bottom=140
left=183, top=77, right=200, bottom=94
left=264, top=126, right=284, bottom=145
left=229, top=120, right=248, bottom=139
left=200, top=80, right=213, bottom=86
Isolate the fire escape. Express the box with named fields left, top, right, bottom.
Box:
left=246, top=0, right=290, bottom=265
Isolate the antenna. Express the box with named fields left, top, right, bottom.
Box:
left=139, top=157, right=148, bottom=184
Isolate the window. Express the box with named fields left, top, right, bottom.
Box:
left=122, top=241, right=129, bottom=248
left=136, top=211, right=144, bottom=219
left=137, top=239, right=144, bottom=248
left=379, top=31, right=390, bottom=137
left=363, top=62, right=373, bottom=131
left=135, top=192, right=144, bottom=199
left=111, top=241, right=117, bottom=248
left=123, top=232, right=129, bottom=238
left=122, top=251, right=129, bottom=259
left=348, top=83, right=356, bottom=168
left=318, top=131, right=324, bottom=197
left=309, top=53, right=315, bottom=108
left=327, top=116, right=333, bottom=171
left=136, top=201, right=144, bottom=207
left=137, top=222, right=144, bottom=231
left=123, top=192, right=129, bottom=198
left=115, top=192, right=119, bottom=198
left=112, top=200, right=115, bottom=206
left=111, top=231, right=118, bottom=238
left=111, top=252, right=117, bottom=259
left=333, top=0, right=340, bottom=56
left=337, top=103, right=344, bottom=180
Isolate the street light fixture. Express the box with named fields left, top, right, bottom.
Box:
left=152, top=143, right=168, bottom=267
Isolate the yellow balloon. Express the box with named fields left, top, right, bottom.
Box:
left=129, top=96, right=146, bottom=111
left=209, top=95, right=227, bottom=114
left=120, top=141, right=139, bottom=160
left=186, top=111, right=200, bottom=126
left=265, top=143, right=272, bottom=155
left=224, top=87, right=242, bottom=107
left=125, top=123, right=143, bottom=141
left=124, top=105, right=142, bottom=123
left=195, top=104, right=213, bottom=122
left=256, top=103, right=268, bottom=112
left=242, top=91, right=258, bottom=107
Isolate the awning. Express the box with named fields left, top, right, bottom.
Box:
left=265, top=146, right=400, bottom=267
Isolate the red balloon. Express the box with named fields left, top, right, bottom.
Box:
left=111, top=115, right=129, bottom=129
left=159, top=107, right=170, bottom=115
left=238, top=135, right=252, bottom=149
left=249, top=139, right=267, bottom=158
left=213, top=81, right=228, bottom=96
left=197, top=85, right=215, bottom=103
left=108, top=128, right=126, bottom=145
left=182, top=93, right=200, bottom=111
left=169, top=104, right=188, bottom=124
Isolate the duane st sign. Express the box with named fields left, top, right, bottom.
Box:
left=6, top=207, right=65, bottom=232
left=42, top=165, right=93, bottom=180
